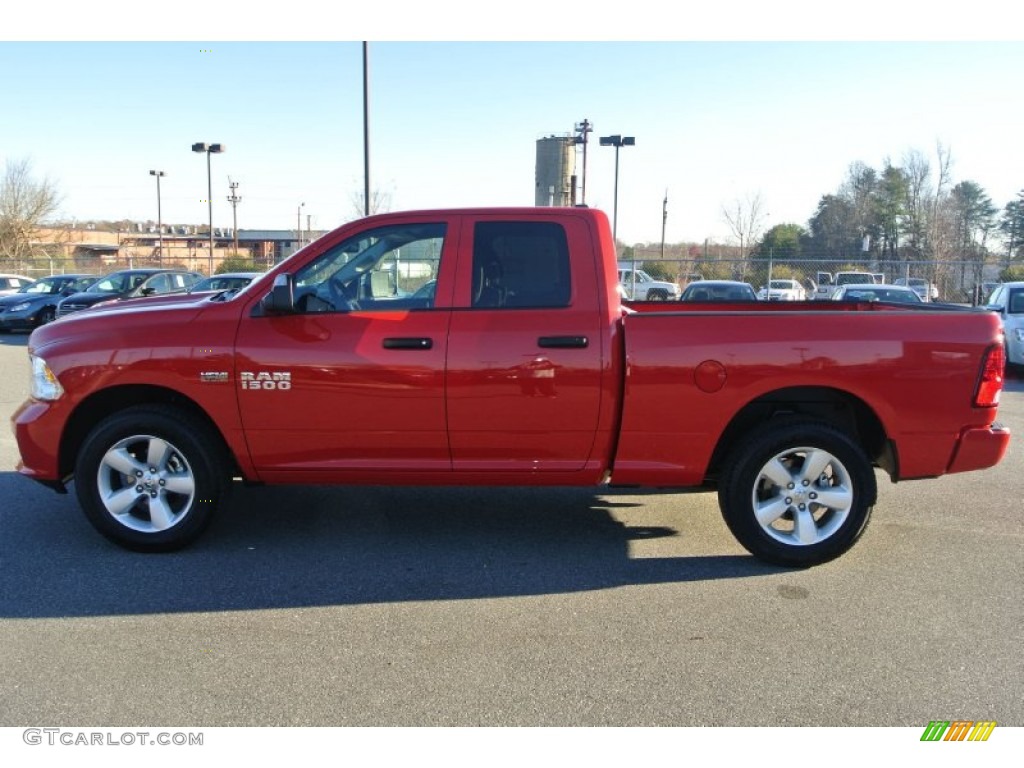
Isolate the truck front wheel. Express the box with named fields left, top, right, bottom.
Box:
left=74, top=406, right=227, bottom=552
left=717, top=419, right=876, bottom=567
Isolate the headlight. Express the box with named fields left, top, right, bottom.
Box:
left=1015, top=328, right=1024, bottom=343
left=29, top=355, right=64, bottom=401
left=9, top=301, right=31, bottom=312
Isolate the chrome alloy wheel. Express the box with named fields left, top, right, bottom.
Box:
left=750, top=446, right=853, bottom=547
left=96, top=434, right=197, bottom=533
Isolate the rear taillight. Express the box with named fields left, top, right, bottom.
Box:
left=974, top=344, right=1005, bottom=408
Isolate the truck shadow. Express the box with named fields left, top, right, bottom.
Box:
left=0, top=476, right=782, bottom=619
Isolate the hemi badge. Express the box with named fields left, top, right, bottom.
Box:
left=200, top=372, right=229, bottom=383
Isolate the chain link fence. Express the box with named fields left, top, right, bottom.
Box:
left=621, top=253, right=1006, bottom=305
left=3, top=250, right=274, bottom=282
left=3, top=252, right=1008, bottom=307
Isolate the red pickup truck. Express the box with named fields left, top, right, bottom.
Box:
left=12, top=207, right=1010, bottom=566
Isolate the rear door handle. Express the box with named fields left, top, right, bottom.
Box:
left=383, top=337, right=433, bottom=350
left=537, top=336, right=589, bottom=349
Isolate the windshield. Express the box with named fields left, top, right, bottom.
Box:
left=21, top=278, right=57, bottom=294
left=836, top=273, right=874, bottom=286
left=842, top=288, right=921, bottom=303
left=620, top=269, right=652, bottom=282
left=192, top=275, right=256, bottom=293
left=87, top=272, right=147, bottom=293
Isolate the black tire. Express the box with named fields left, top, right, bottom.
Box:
left=74, top=406, right=228, bottom=552
left=648, top=289, right=668, bottom=301
left=717, top=418, right=876, bottom=567
left=37, top=305, right=56, bottom=326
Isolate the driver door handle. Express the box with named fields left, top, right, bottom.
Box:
left=538, top=336, right=588, bottom=349
left=383, top=337, right=433, bottom=350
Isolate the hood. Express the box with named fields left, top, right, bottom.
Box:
left=59, top=289, right=124, bottom=307
left=0, top=292, right=34, bottom=307
left=92, top=291, right=211, bottom=312
left=32, top=294, right=213, bottom=351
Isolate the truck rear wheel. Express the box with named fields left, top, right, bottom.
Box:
left=718, top=419, right=875, bottom=567
left=74, top=406, right=227, bottom=552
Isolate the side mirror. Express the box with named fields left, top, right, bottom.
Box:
left=140, top=287, right=156, bottom=296
left=262, top=273, right=296, bottom=314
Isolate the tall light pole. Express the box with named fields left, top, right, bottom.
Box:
left=149, top=170, right=165, bottom=265
left=598, top=134, right=635, bottom=249
left=363, top=41, right=371, bottom=217
left=192, top=142, right=224, bottom=274
left=297, top=202, right=305, bottom=252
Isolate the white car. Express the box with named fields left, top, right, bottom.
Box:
left=894, top=277, right=939, bottom=301
left=757, top=278, right=806, bottom=301
left=813, top=271, right=878, bottom=300
left=617, top=266, right=680, bottom=301
left=0, top=273, right=34, bottom=296
left=985, top=282, right=1024, bottom=367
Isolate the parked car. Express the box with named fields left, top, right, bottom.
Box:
left=617, top=265, right=680, bottom=301
left=680, top=280, right=757, bottom=302
left=894, top=277, right=939, bottom=301
left=0, top=274, right=97, bottom=331
left=57, top=269, right=203, bottom=318
left=0, top=273, right=35, bottom=296
left=757, top=279, right=806, bottom=301
left=189, top=272, right=262, bottom=294
left=985, top=281, right=1024, bottom=368
left=812, top=271, right=878, bottom=300
left=830, top=284, right=923, bottom=303
left=971, top=281, right=1001, bottom=306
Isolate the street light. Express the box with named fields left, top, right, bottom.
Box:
left=297, top=202, right=305, bottom=252
left=149, top=170, right=165, bottom=265
left=598, top=134, right=635, bottom=250
left=192, top=142, right=224, bottom=274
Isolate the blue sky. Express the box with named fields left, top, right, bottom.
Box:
left=4, top=6, right=1024, bottom=245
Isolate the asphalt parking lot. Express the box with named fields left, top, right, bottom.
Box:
left=0, top=331, right=1021, bottom=727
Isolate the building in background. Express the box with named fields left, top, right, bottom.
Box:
left=535, top=135, right=577, bottom=207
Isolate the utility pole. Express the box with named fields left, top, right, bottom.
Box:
left=661, top=190, right=668, bottom=260
left=574, top=119, right=592, bottom=205
left=227, top=178, right=242, bottom=258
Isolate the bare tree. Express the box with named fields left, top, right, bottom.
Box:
left=349, top=186, right=392, bottom=219
left=929, top=142, right=955, bottom=263
left=0, top=158, right=62, bottom=262
left=721, top=192, right=766, bottom=258
left=901, top=149, right=933, bottom=260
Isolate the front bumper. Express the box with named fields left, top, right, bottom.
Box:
left=0, top=309, right=39, bottom=330
left=11, top=398, right=67, bottom=488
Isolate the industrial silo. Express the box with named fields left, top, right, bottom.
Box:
left=535, top=135, right=577, bottom=207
